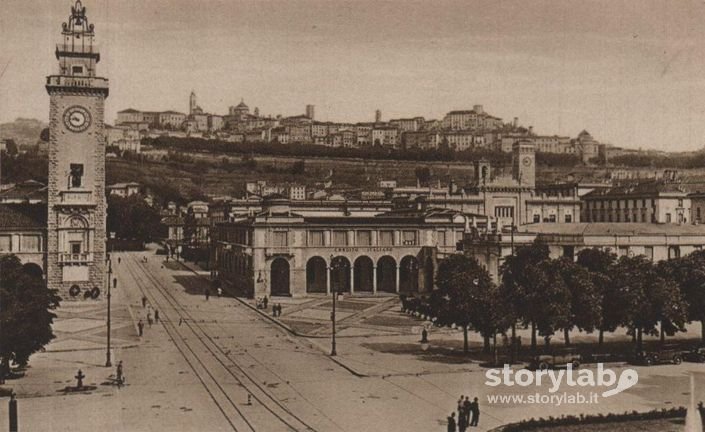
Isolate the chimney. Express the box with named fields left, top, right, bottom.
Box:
left=513, top=117, right=518, bottom=128
left=528, top=126, right=534, bottom=135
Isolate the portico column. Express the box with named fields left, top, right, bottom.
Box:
left=326, top=266, right=331, bottom=295
left=395, top=265, right=400, bottom=293
left=350, top=263, right=355, bottom=294
left=373, top=266, right=377, bottom=294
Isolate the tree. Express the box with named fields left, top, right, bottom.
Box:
left=554, top=257, right=602, bottom=346
left=576, top=248, right=618, bottom=345
left=290, top=160, right=306, bottom=175
left=107, top=194, right=162, bottom=244
left=612, top=255, right=688, bottom=351
left=0, top=255, right=61, bottom=379
left=415, top=166, right=431, bottom=186
left=40, top=127, right=50, bottom=142
left=432, top=254, right=498, bottom=354
left=525, top=259, right=572, bottom=350
left=3, top=139, right=18, bottom=156
left=657, top=251, right=705, bottom=342
left=499, top=239, right=551, bottom=352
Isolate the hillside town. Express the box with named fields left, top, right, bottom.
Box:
left=107, top=92, right=645, bottom=163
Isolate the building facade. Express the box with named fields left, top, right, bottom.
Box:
left=213, top=197, right=471, bottom=297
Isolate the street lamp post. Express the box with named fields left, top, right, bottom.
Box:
left=105, top=257, right=112, bottom=367
left=106, top=232, right=116, bottom=367
left=329, top=254, right=340, bottom=356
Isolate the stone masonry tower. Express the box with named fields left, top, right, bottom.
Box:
left=512, top=140, right=535, bottom=188
left=46, top=0, right=108, bottom=298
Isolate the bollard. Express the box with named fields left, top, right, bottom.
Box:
left=9, top=392, right=18, bottom=432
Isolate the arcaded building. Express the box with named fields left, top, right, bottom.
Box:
left=212, top=196, right=477, bottom=297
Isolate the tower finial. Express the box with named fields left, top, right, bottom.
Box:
left=64, top=0, right=93, bottom=34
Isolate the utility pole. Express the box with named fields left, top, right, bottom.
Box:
left=329, top=254, right=337, bottom=356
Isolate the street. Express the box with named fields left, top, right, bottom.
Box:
left=4, top=250, right=705, bottom=431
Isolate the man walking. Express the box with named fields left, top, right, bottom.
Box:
left=463, top=396, right=471, bottom=426
left=147, top=311, right=153, bottom=327
left=116, top=361, right=124, bottom=388
left=154, top=309, right=159, bottom=323
left=142, top=295, right=147, bottom=308
left=470, top=397, right=480, bottom=427
left=205, top=288, right=210, bottom=301
left=446, top=412, right=457, bottom=432
left=137, top=319, right=144, bottom=337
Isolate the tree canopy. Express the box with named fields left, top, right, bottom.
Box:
left=107, top=194, right=163, bottom=243
left=0, top=255, right=61, bottom=377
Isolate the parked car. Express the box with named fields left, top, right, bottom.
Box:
left=632, top=346, right=686, bottom=366
left=683, top=347, right=705, bottom=363
left=530, top=349, right=582, bottom=370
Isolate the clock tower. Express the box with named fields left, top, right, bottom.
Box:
left=512, top=140, right=535, bottom=188
left=46, top=0, right=109, bottom=298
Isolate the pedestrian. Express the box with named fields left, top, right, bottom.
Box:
left=470, top=397, right=480, bottom=427
left=205, top=288, right=210, bottom=301
left=447, top=412, right=457, bottom=432
left=118, top=257, right=121, bottom=264
left=421, top=327, right=428, bottom=343
left=116, top=361, right=124, bottom=388
left=147, top=311, right=153, bottom=327
left=217, top=287, right=223, bottom=298
left=457, top=395, right=464, bottom=419
left=277, top=304, right=282, bottom=317
left=142, top=295, right=147, bottom=308
left=154, top=309, right=159, bottom=323
left=137, top=319, right=144, bottom=336
left=75, top=369, right=85, bottom=390
left=263, top=295, right=268, bottom=309
left=463, top=396, right=471, bottom=425
left=458, top=408, right=468, bottom=432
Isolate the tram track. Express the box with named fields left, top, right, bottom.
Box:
left=121, top=253, right=319, bottom=432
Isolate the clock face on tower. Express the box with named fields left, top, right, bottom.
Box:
left=63, top=105, right=92, bottom=133
left=522, top=156, right=532, bottom=167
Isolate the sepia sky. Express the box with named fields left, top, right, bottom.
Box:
left=2, top=0, right=705, bottom=151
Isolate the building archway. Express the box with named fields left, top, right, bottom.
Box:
left=376, top=256, right=397, bottom=293
left=22, top=263, right=44, bottom=280
left=270, top=258, right=290, bottom=296
left=423, top=256, right=434, bottom=292
left=399, top=256, right=419, bottom=293
left=330, top=256, right=351, bottom=293
left=306, top=256, right=327, bottom=293
left=354, top=256, right=374, bottom=292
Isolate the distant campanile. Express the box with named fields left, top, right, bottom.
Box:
left=45, top=0, right=108, bottom=297
left=375, top=109, right=382, bottom=123
left=306, top=104, right=315, bottom=120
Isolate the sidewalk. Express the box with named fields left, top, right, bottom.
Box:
left=0, top=253, right=232, bottom=432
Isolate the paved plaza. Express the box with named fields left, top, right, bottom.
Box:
left=3, top=251, right=705, bottom=431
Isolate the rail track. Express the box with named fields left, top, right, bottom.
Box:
left=121, top=253, right=318, bottom=432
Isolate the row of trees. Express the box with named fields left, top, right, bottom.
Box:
left=426, top=240, right=705, bottom=356
left=143, top=136, right=513, bottom=165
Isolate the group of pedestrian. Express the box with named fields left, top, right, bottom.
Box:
left=137, top=295, right=159, bottom=337
left=256, top=295, right=269, bottom=310
left=271, top=303, right=283, bottom=317
left=447, top=395, right=480, bottom=431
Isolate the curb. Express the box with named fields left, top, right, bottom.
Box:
left=173, top=260, right=368, bottom=377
